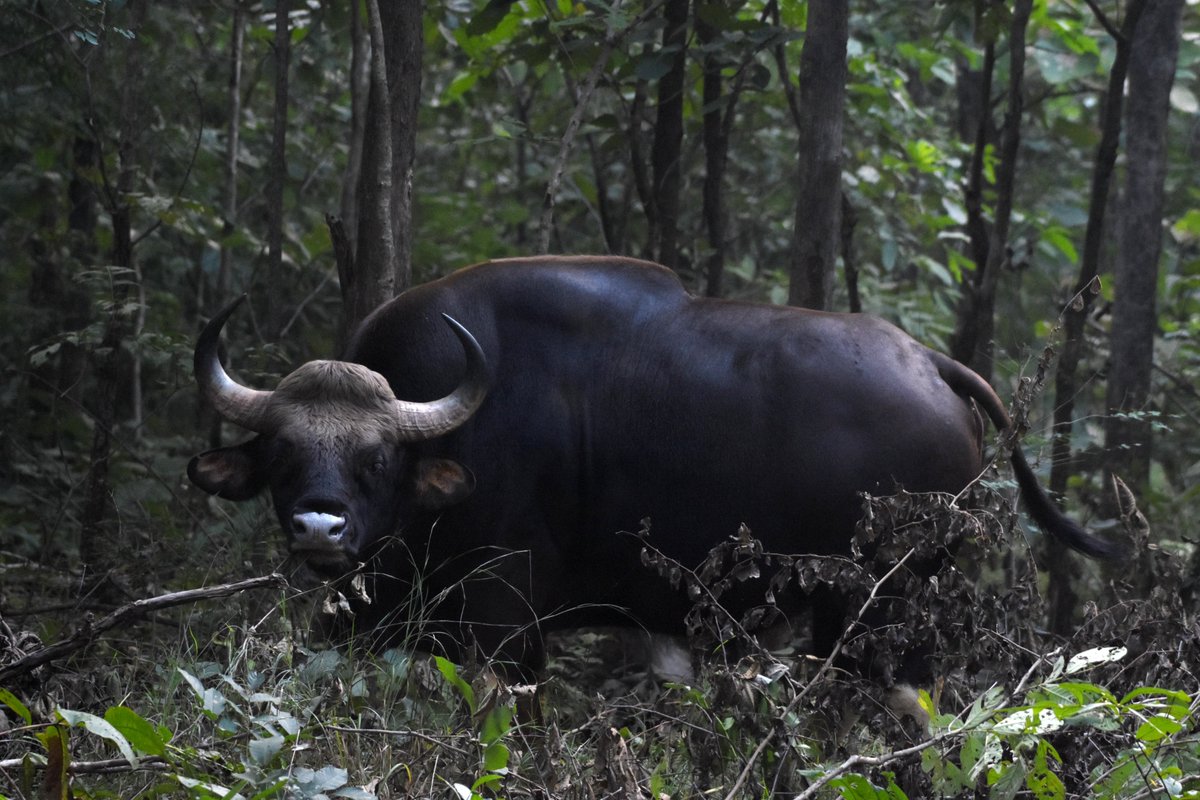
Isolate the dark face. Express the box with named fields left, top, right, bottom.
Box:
left=265, top=431, right=408, bottom=568
left=190, top=304, right=489, bottom=576
left=189, top=424, right=474, bottom=576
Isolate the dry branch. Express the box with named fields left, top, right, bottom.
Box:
left=0, top=755, right=172, bottom=775
left=0, top=574, right=288, bottom=684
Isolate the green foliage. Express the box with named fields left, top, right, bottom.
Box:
left=903, top=646, right=1200, bottom=800
left=1, top=0, right=1199, bottom=797
left=434, top=656, right=516, bottom=798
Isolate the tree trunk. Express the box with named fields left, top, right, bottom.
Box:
left=345, top=0, right=396, bottom=335
left=960, top=38, right=995, bottom=284
left=787, top=0, right=847, bottom=310
left=80, top=0, right=145, bottom=586
left=1049, top=0, right=1146, bottom=501
left=267, top=0, right=290, bottom=335
left=1042, top=0, right=1147, bottom=636
left=948, top=0, right=1031, bottom=379
left=698, top=10, right=728, bottom=297
left=649, top=0, right=688, bottom=269
left=340, top=0, right=424, bottom=335
left=1106, top=0, right=1184, bottom=492
left=381, top=0, right=423, bottom=293
left=339, top=0, right=368, bottom=259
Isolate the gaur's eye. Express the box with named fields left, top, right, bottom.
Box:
left=366, top=457, right=387, bottom=476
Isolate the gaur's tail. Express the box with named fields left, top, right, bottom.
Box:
left=931, top=352, right=1124, bottom=560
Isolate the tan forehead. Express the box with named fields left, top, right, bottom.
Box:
left=275, top=360, right=396, bottom=405
left=266, top=361, right=401, bottom=443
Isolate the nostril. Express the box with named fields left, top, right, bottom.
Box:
left=292, top=510, right=348, bottom=542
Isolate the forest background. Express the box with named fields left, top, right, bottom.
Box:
left=1, top=0, right=1199, bottom=797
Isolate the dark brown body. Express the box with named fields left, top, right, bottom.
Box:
left=193, top=257, right=1118, bottom=679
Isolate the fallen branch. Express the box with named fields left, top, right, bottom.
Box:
left=0, top=574, right=289, bottom=684
left=0, top=755, right=171, bottom=775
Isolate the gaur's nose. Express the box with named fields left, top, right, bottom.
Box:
left=291, top=501, right=349, bottom=548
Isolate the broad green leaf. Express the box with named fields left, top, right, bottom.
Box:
left=988, top=759, right=1025, bottom=800
left=37, top=724, right=70, bottom=800
left=178, top=667, right=228, bottom=716
left=103, top=706, right=166, bottom=757
left=635, top=51, right=677, bottom=81
left=1135, top=714, right=1183, bottom=743
left=248, top=734, right=284, bottom=765
left=57, top=707, right=137, bottom=766
left=1041, top=225, right=1078, bottom=263
left=472, top=772, right=503, bottom=792
left=292, top=765, right=350, bottom=795
left=434, top=656, right=476, bottom=714
left=479, top=703, right=514, bottom=746
left=1170, top=209, right=1200, bottom=243
left=466, top=0, right=518, bottom=37
left=965, top=686, right=1007, bottom=727
left=0, top=689, right=31, bottom=725
left=1026, top=766, right=1065, bottom=800
left=483, top=740, right=510, bottom=773
left=443, top=72, right=479, bottom=105
left=1055, top=682, right=1117, bottom=704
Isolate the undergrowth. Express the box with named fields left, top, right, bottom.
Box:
left=2, top=482, right=1198, bottom=798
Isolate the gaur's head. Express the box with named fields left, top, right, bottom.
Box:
left=187, top=297, right=488, bottom=573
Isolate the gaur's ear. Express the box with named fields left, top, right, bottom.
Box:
left=412, top=458, right=475, bottom=510
left=188, top=438, right=268, bottom=501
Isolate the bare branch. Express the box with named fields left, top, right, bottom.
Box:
left=0, top=755, right=171, bottom=775
left=0, top=574, right=289, bottom=684
left=1084, top=0, right=1122, bottom=41
left=538, top=1, right=668, bottom=253
left=723, top=549, right=917, bottom=800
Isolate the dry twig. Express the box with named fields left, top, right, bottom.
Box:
left=0, top=574, right=288, bottom=684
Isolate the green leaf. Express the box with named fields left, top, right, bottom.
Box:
left=293, top=765, right=349, bottom=793
left=434, top=656, right=476, bottom=714
left=57, top=707, right=138, bottom=766
left=178, top=667, right=228, bottom=716
left=1026, top=766, right=1065, bottom=800
left=248, top=734, right=285, bottom=765
left=1040, top=225, right=1078, bottom=263
left=479, top=703, right=514, bottom=746
left=1170, top=208, right=1200, bottom=243
left=103, top=706, right=166, bottom=757
left=466, top=0, right=518, bottom=37
left=37, top=724, right=70, bottom=800
left=0, top=689, right=31, bottom=725
left=1135, top=714, right=1183, bottom=743
left=483, top=740, right=510, bottom=773
left=988, top=760, right=1025, bottom=800
left=443, top=72, right=479, bottom=104
left=635, top=51, right=677, bottom=81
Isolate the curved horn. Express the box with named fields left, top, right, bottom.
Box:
left=393, top=314, right=490, bottom=441
left=194, top=295, right=274, bottom=432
